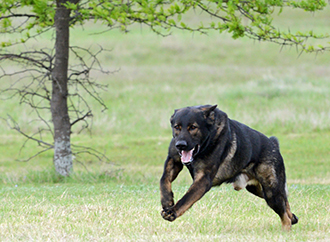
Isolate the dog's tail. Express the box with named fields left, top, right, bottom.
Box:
left=270, top=136, right=280, bottom=151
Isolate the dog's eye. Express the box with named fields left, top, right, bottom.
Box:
left=189, top=125, right=197, bottom=131
left=174, top=125, right=181, bottom=131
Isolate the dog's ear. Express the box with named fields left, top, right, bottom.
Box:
left=202, top=105, right=217, bottom=123
left=170, top=109, right=179, bottom=125
left=202, top=105, right=218, bottom=124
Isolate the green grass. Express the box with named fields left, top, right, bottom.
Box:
left=0, top=184, right=329, bottom=241
left=1, top=6, right=330, bottom=241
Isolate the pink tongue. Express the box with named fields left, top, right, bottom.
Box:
left=181, top=149, right=194, bottom=163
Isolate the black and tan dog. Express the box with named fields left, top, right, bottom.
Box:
left=160, top=105, right=298, bottom=230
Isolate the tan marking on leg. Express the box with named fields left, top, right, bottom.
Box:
left=174, top=172, right=211, bottom=217
left=281, top=212, right=292, bottom=231
left=286, top=201, right=298, bottom=224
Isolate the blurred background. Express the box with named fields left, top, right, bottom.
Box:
left=0, top=6, right=329, bottom=185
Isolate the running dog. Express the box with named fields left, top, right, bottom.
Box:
left=160, top=105, right=298, bottom=230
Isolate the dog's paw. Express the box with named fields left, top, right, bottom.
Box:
left=161, top=208, right=177, bottom=222
left=292, top=213, right=299, bottom=225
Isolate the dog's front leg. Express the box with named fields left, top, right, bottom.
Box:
left=161, top=172, right=212, bottom=222
left=160, top=157, right=183, bottom=213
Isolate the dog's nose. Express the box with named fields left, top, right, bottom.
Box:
left=175, top=140, right=187, bottom=150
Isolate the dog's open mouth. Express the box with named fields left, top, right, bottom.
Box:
left=179, top=145, right=200, bottom=164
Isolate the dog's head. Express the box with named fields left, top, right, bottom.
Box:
left=170, top=104, right=224, bottom=164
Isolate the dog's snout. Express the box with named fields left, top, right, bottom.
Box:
left=175, top=140, right=188, bottom=150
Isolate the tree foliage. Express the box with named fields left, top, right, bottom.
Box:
left=1, top=0, right=329, bottom=51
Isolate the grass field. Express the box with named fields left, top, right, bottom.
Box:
left=1, top=5, right=330, bottom=242
left=0, top=184, right=329, bottom=241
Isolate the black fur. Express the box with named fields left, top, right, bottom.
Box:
left=160, top=105, right=298, bottom=230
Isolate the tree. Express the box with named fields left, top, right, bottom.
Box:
left=51, top=0, right=75, bottom=175
left=0, top=0, right=328, bottom=176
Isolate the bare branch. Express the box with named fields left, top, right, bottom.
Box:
left=16, top=146, right=53, bottom=162
left=71, top=110, right=93, bottom=127
left=0, top=43, right=111, bottom=166
left=0, top=51, right=53, bottom=71
left=6, top=115, right=54, bottom=148
left=73, top=158, right=90, bottom=172
left=72, top=144, right=112, bottom=163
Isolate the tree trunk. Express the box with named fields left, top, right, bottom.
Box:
left=51, top=1, right=72, bottom=176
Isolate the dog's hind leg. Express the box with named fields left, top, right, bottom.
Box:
left=261, top=186, right=294, bottom=230
left=283, top=194, right=299, bottom=226
left=263, top=188, right=298, bottom=230
left=255, top=162, right=298, bottom=230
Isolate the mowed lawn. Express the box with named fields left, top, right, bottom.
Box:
left=0, top=183, right=329, bottom=241
left=0, top=6, right=330, bottom=242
